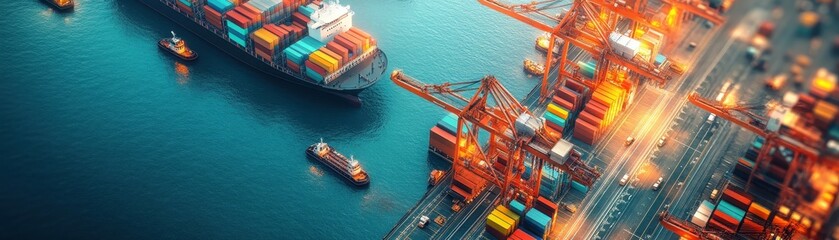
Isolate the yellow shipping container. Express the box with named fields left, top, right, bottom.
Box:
left=314, top=51, right=339, bottom=72
left=487, top=211, right=513, bottom=236
left=495, top=205, right=520, bottom=227
left=547, top=103, right=569, bottom=119
left=252, top=28, right=279, bottom=48
left=309, top=51, right=338, bottom=73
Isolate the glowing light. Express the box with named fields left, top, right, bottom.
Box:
left=665, top=7, right=678, bottom=27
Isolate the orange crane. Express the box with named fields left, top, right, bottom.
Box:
left=390, top=70, right=601, bottom=207
left=478, top=0, right=727, bottom=100
left=657, top=92, right=836, bottom=239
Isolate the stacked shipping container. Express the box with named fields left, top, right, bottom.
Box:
left=573, top=81, right=627, bottom=145
left=450, top=168, right=487, bottom=202
left=485, top=205, right=520, bottom=239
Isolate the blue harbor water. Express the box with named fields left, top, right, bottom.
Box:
left=0, top=1, right=545, bottom=239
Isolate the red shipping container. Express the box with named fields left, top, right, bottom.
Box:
left=565, top=80, right=586, bottom=94
left=305, top=60, right=327, bottom=76
left=285, top=60, right=300, bottom=73
left=292, top=12, right=310, bottom=25
left=578, top=111, right=602, bottom=127
left=292, top=22, right=306, bottom=34
left=176, top=1, right=193, bottom=16
left=264, top=24, right=288, bottom=40
left=511, top=229, right=535, bottom=240
left=534, top=196, right=558, bottom=216
left=712, top=209, right=740, bottom=228
left=707, top=218, right=736, bottom=234
left=558, top=87, right=578, bottom=103
left=334, top=35, right=360, bottom=55
left=254, top=43, right=273, bottom=56
left=553, top=96, right=575, bottom=112
left=429, top=126, right=456, bottom=159
left=722, top=188, right=752, bottom=210
left=545, top=119, right=563, bottom=132
left=255, top=49, right=272, bottom=62
left=225, top=10, right=248, bottom=28
left=326, top=42, right=350, bottom=62
left=338, top=32, right=363, bottom=54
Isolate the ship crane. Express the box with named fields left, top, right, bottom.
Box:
left=391, top=70, right=601, bottom=208
left=657, top=93, right=837, bottom=239
left=479, top=0, right=727, bottom=102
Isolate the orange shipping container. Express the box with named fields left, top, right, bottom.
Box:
left=343, top=30, right=370, bottom=51
left=309, top=51, right=338, bottom=72
left=326, top=42, right=350, bottom=63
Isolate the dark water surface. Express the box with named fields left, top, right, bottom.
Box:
left=0, top=0, right=543, bottom=238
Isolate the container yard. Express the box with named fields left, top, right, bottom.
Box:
left=4, top=0, right=839, bottom=239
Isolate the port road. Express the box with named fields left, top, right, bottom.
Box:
left=556, top=0, right=778, bottom=239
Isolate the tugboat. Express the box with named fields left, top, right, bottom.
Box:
left=158, top=31, right=197, bottom=61
left=306, top=139, right=370, bottom=187
left=43, top=0, right=74, bottom=11
left=524, top=59, right=545, bottom=76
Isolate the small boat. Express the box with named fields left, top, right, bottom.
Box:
left=524, top=59, right=545, bottom=76
left=43, top=0, right=74, bottom=11
left=306, top=139, right=370, bottom=187
left=428, top=170, right=446, bottom=186
left=158, top=31, right=197, bottom=61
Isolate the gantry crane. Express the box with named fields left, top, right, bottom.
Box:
left=478, top=0, right=727, bottom=100
left=391, top=70, right=601, bottom=207
left=657, top=92, right=837, bottom=239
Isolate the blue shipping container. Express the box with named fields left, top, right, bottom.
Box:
left=306, top=67, right=324, bottom=82
left=228, top=32, right=247, bottom=47
left=524, top=209, right=551, bottom=236
left=208, top=0, right=234, bottom=13
left=571, top=180, right=588, bottom=193
left=509, top=200, right=526, bottom=216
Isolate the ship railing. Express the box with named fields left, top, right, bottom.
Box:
left=323, top=46, right=378, bottom=84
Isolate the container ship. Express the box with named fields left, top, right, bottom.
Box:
left=138, top=0, right=388, bottom=104
left=306, top=139, right=370, bottom=186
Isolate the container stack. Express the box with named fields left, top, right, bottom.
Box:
left=251, top=28, right=281, bottom=62
left=283, top=36, right=325, bottom=73
left=176, top=0, right=200, bottom=16
left=203, top=0, right=232, bottom=30
left=547, top=79, right=588, bottom=137
left=523, top=205, right=552, bottom=239
left=245, top=0, right=286, bottom=24
left=690, top=200, right=715, bottom=228
left=707, top=187, right=751, bottom=234
left=429, top=125, right=456, bottom=160
left=305, top=48, right=342, bottom=82
left=485, top=205, right=520, bottom=239
left=739, top=202, right=770, bottom=234
left=225, top=5, right=261, bottom=47
left=508, top=229, right=537, bottom=240
left=573, top=81, right=627, bottom=145
left=449, top=168, right=487, bottom=201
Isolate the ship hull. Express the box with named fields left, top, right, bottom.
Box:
left=306, top=146, right=369, bottom=187
left=138, top=0, right=386, bottom=106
